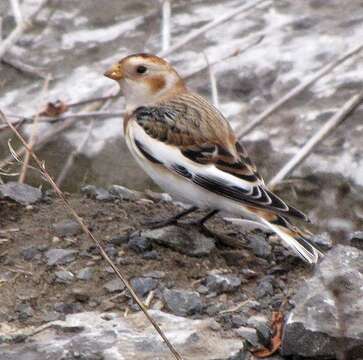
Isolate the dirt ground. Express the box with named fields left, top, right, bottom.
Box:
left=0, top=190, right=312, bottom=335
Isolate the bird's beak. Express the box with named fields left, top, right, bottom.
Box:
left=104, top=64, right=123, bottom=80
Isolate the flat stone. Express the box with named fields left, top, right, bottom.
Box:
left=0, top=182, right=42, bottom=205
left=311, top=232, right=333, bottom=250
left=15, top=303, right=34, bottom=321
left=72, top=288, right=90, bottom=303
left=130, top=277, right=158, bottom=297
left=53, top=220, right=82, bottom=237
left=281, top=245, right=363, bottom=359
left=205, top=272, right=241, bottom=294
left=21, top=246, right=41, bottom=261
left=235, top=326, right=260, bottom=347
left=255, top=276, right=274, bottom=299
left=163, top=288, right=203, bottom=316
left=55, top=270, right=74, bottom=283
left=246, top=233, right=271, bottom=258
left=76, top=267, right=94, bottom=281
left=80, top=185, right=112, bottom=201
left=109, top=185, right=143, bottom=201
left=350, top=231, right=363, bottom=250
left=247, top=315, right=271, bottom=346
left=0, top=310, right=243, bottom=359
left=142, top=226, right=215, bottom=257
left=128, top=235, right=153, bottom=253
left=45, top=248, right=78, bottom=266
left=103, top=278, right=125, bottom=293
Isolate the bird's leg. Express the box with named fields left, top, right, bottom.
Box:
left=186, top=209, right=219, bottom=227
left=143, top=206, right=198, bottom=229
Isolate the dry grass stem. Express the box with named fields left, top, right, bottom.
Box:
left=236, top=41, right=363, bottom=139
left=56, top=121, right=95, bottom=187
left=1, top=110, right=184, bottom=360
left=203, top=52, right=219, bottom=108
left=0, top=93, right=113, bottom=171
left=159, top=0, right=270, bottom=57
left=19, top=75, right=51, bottom=183
left=268, top=92, right=363, bottom=188
left=161, top=0, right=171, bottom=52
left=9, top=0, right=23, bottom=24
left=0, top=0, right=48, bottom=60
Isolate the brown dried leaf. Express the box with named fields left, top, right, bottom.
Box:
left=251, top=311, right=284, bottom=358
left=40, top=100, right=69, bottom=117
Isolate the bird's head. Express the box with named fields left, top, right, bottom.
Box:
left=104, top=53, right=186, bottom=111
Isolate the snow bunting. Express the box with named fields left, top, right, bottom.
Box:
left=104, top=53, right=323, bottom=264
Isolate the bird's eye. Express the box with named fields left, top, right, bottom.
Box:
left=136, top=65, right=147, bottom=74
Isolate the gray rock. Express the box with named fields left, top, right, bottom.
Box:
left=0, top=311, right=243, bottom=359
left=142, top=226, right=215, bottom=257
left=130, top=277, right=158, bottom=297
left=282, top=245, right=363, bottom=359
left=0, top=182, right=42, bottom=205
left=350, top=231, right=363, bottom=250
left=21, top=246, right=41, bottom=261
left=246, top=233, right=271, bottom=258
left=54, top=302, right=82, bottom=314
left=128, top=235, right=153, bottom=253
left=55, top=270, right=74, bottom=283
left=15, top=303, right=34, bottom=320
left=235, top=326, right=260, bottom=347
left=247, top=315, right=271, bottom=347
left=109, top=185, right=143, bottom=201
left=144, top=190, right=172, bottom=202
left=103, top=278, right=125, bottom=293
left=205, top=272, right=241, bottom=294
left=72, top=288, right=90, bottom=303
left=45, top=248, right=78, bottom=266
left=221, top=250, right=250, bottom=267
left=143, top=271, right=165, bottom=279
left=163, top=289, right=203, bottom=316
left=312, top=232, right=333, bottom=250
left=255, top=276, right=274, bottom=299
left=53, top=220, right=82, bottom=237
left=76, top=267, right=94, bottom=281
left=110, top=234, right=129, bottom=246
left=142, top=250, right=161, bottom=260
left=81, top=185, right=112, bottom=201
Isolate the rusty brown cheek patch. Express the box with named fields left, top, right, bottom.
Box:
left=147, top=76, right=166, bottom=92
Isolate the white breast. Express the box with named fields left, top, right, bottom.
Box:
left=124, top=120, right=255, bottom=218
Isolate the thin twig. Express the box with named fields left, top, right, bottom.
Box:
left=0, top=0, right=48, bottom=60
left=268, top=92, right=363, bottom=188
left=1, top=110, right=183, bottom=360
left=161, top=0, right=171, bottom=52
left=9, top=0, right=23, bottom=24
left=0, top=37, right=264, bottom=132
left=183, top=35, right=264, bottom=80
left=56, top=121, right=95, bottom=187
left=0, top=95, right=113, bottom=170
left=0, top=111, right=125, bottom=130
left=203, top=52, right=219, bottom=108
left=159, top=0, right=269, bottom=57
left=19, top=75, right=51, bottom=183
left=2, top=49, right=47, bottom=79
left=236, top=41, right=363, bottom=139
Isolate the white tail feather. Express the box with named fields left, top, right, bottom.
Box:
left=258, top=217, right=321, bottom=264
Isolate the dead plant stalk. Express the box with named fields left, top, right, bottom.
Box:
left=0, top=111, right=183, bottom=360
left=19, top=75, right=51, bottom=183
left=268, top=92, right=363, bottom=188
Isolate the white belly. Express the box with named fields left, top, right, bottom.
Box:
left=124, top=120, right=258, bottom=219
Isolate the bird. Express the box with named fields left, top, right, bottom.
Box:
left=104, top=53, right=323, bottom=264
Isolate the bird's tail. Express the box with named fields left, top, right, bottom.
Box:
left=256, top=212, right=324, bottom=264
